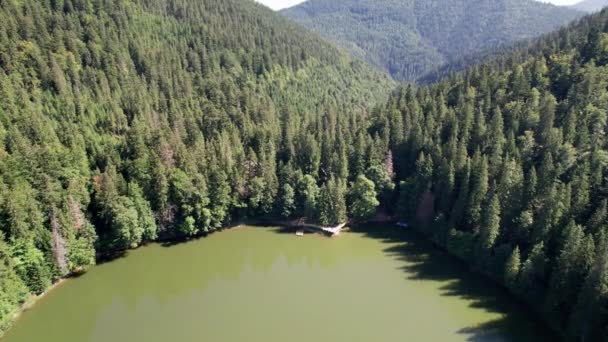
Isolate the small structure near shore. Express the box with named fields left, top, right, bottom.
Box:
left=278, top=219, right=347, bottom=237
left=319, top=223, right=347, bottom=237
left=299, top=222, right=346, bottom=237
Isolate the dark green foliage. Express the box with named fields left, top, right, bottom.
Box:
left=282, top=0, right=581, bottom=82
left=317, top=177, right=348, bottom=226
left=365, top=156, right=395, bottom=206
left=0, top=0, right=394, bottom=334
left=66, top=221, right=96, bottom=273
left=372, top=8, right=608, bottom=339
left=1, top=0, right=607, bottom=339
left=348, top=175, right=379, bottom=222
left=447, top=229, right=475, bottom=262
left=9, top=240, right=52, bottom=295
left=504, top=246, right=521, bottom=291
left=518, top=242, right=547, bottom=303
left=296, top=174, right=320, bottom=222
left=568, top=232, right=608, bottom=340
left=278, top=184, right=296, bottom=219
left=0, top=236, right=28, bottom=333
left=479, top=192, right=500, bottom=250
left=108, top=196, right=146, bottom=250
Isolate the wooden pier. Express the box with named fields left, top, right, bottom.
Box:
left=275, top=220, right=347, bottom=237
left=299, top=222, right=347, bottom=237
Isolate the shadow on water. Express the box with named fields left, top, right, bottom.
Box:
left=96, top=249, right=129, bottom=265
left=351, top=224, right=557, bottom=342
left=142, top=222, right=553, bottom=341
left=159, top=227, right=236, bottom=248
left=157, top=223, right=300, bottom=249
left=159, top=234, right=207, bottom=248
left=261, top=225, right=295, bottom=235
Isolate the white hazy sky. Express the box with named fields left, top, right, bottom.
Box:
left=254, top=0, right=306, bottom=10
left=254, top=0, right=582, bottom=11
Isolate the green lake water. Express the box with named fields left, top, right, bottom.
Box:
left=1, top=226, right=553, bottom=341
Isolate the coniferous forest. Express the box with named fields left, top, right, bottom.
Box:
left=381, top=12, right=608, bottom=339
left=0, top=0, right=394, bottom=333
left=1, top=0, right=608, bottom=341
left=282, top=0, right=583, bottom=82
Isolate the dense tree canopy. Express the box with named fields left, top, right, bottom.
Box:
left=374, top=8, right=608, bottom=340
left=282, top=0, right=582, bottom=82
left=0, top=0, right=394, bottom=334
left=2, top=0, right=608, bottom=340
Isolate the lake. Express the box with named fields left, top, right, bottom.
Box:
left=1, top=226, right=553, bottom=341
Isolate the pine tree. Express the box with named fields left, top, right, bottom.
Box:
left=0, top=235, right=29, bottom=332
left=487, top=107, right=505, bottom=176
left=278, top=183, right=296, bottom=219
left=518, top=242, right=547, bottom=302
left=538, top=92, right=557, bottom=147
left=546, top=222, right=595, bottom=325
left=451, top=159, right=471, bottom=229
left=569, top=233, right=608, bottom=341
left=296, top=174, right=319, bottom=222
left=479, top=191, right=501, bottom=250
left=467, top=155, right=489, bottom=229
left=317, top=177, right=347, bottom=226
left=587, top=199, right=607, bottom=235
left=504, top=246, right=521, bottom=291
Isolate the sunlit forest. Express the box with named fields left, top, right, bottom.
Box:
left=0, top=0, right=608, bottom=340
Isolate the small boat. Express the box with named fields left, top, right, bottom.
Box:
left=296, top=230, right=305, bottom=236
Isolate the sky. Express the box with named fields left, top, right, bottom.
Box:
left=254, top=0, right=306, bottom=10
left=254, top=0, right=583, bottom=11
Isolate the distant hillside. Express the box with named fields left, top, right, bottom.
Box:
left=282, top=0, right=582, bottom=82
left=572, top=0, right=608, bottom=12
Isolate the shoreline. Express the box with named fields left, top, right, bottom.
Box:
left=1, top=223, right=253, bottom=337
left=0, top=223, right=559, bottom=341
left=1, top=278, right=67, bottom=339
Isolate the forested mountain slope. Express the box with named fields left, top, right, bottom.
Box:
left=0, top=0, right=394, bottom=334
left=282, top=0, right=582, bottom=82
left=372, top=9, right=608, bottom=340
left=3, top=0, right=608, bottom=340
left=573, top=0, right=608, bottom=13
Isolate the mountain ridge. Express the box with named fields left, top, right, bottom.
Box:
left=282, top=0, right=583, bottom=82
left=572, top=0, right=608, bottom=12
